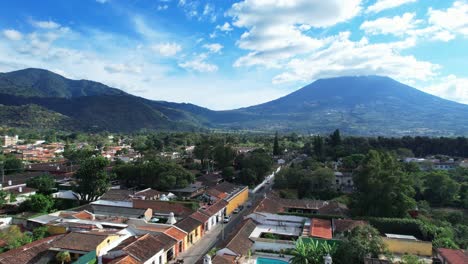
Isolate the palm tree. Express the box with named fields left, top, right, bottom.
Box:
left=56, top=251, right=71, bottom=264
left=290, top=239, right=310, bottom=264
left=289, top=239, right=336, bottom=264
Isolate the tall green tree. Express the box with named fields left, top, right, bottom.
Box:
left=21, top=194, right=54, bottom=213
left=2, top=155, right=23, bottom=174
left=423, top=171, right=460, bottom=206
left=74, top=156, right=110, bottom=202
left=273, top=131, right=280, bottom=156
left=26, top=174, right=56, bottom=194
left=330, top=129, right=342, bottom=147
left=354, top=150, right=416, bottom=217
left=212, top=144, right=236, bottom=169
left=334, top=225, right=387, bottom=264
left=313, top=136, right=325, bottom=161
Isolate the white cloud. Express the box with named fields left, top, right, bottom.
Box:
left=2, top=29, right=23, bottom=41
left=104, top=63, right=142, bottom=74
left=272, top=32, right=437, bottom=84
left=152, top=42, right=182, bottom=57
left=203, top=43, right=223, bottom=53
left=31, top=19, right=61, bottom=29
left=421, top=75, right=468, bottom=104
left=179, top=54, right=218, bottom=72
left=203, top=4, right=217, bottom=22
left=366, top=0, right=417, bottom=14
left=96, top=0, right=108, bottom=3
left=427, top=1, right=468, bottom=39
left=216, top=22, right=233, bottom=32
left=228, top=0, right=362, bottom=68
left=157, top=5, right=169, bottom=11
left=360, top=13, right=422, bottom=36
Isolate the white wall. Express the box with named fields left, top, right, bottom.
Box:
left=143, top=249, right=164, bottom=264
left=252, top=240, right=295, bottom=252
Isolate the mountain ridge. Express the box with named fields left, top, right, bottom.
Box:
left=0, top=68, right=467, bottom=136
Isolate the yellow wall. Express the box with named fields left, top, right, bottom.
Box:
left=383, top=238, right=432, bottom=256
left=46, top=225, right=67, bottom=235
left=226, top=187, right=249, bottom=215
left=184, top=225, right=202, bottom=250
left=96, top=235, right=120, bottom=256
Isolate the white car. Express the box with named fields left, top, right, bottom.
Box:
left=223, top=215, right=230, bottom=223
left=233, top=208, right=240, bottom=214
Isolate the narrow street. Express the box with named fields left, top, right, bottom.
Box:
left=176, top=181, right=274, bottom=264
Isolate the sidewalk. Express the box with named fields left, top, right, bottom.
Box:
left=174, top=223, right=224, bottom=264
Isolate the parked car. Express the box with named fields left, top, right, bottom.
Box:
left=223, top=215, right=230, bottom=223
left=233, top=208, right=240, bottom=214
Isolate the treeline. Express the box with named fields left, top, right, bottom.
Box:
left=113, top=160, right=194, bottom=190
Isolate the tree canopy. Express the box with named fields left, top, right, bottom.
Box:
left=353, top=150, right=416, bottom=217
left=114, top=159, right=194, bottom=190
left=74, top=156, right=110, bottom=202
left=26, top=174, right=55, bottom=194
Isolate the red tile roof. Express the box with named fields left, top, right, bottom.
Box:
left=0, top=235, right=64, bottom=264
left=190, top=211, right=210, bottom=223
left=164, top=227, right=187, bottom=241
left=153, top=233, right=177, bottom=251
left=123, top=234, right=165, bottom=262
left=132, top=200, right=194, bottom=218
left=202, top=200, right=228, bottom=216
left=311, top=219, right=332, bottom=240
left=224, top=219, right=256, bottom=256
left=52, top=232, right=109, bottom=252
left=73, top=210, right=94, bottom=220
left=175, top=217, right=203, bottom=233
left=107, top=255, right=139, bottom=264
left=212, top=254, right=237, bottom=264
left=437, top=248, right=468, bottom=264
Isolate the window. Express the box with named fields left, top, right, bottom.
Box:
left=179, top=241, right=183, bottom=253
left=195, top=228, right=198, bottom=237
left=159, top=255, right=162, bottom=264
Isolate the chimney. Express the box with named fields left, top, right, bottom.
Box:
left=8, top=180, right=12, bottom=186
left=19, top=186, right=23, bottom=193
left=166, top=212, right=177, bottom=225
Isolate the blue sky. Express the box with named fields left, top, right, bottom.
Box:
left=0, top=0, right=467, bottom=109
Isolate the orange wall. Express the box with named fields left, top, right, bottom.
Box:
left=226, top=187, right=249, bottom=215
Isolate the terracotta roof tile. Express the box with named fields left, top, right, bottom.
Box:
left=164, top=227, right=187, bottom=241
left=153, top=233, right=177, bottom=251
left=101, top=189, right=133, bottom=201
left=212, top=254, right=236, bottom=264
left=202, top=200, right=228, bottom=216
left=73, top=210, right=94, bottom=220
left=211, top=182, right=237, bottom=194
left=206, top=189, right=228, bottom=200
left=123, top=234, right=165, bottom=262
left=175, top=217, right=203, bottom=233
left=311, top=219, right=332, bottom=240
left=225, top=219, right=256, bottom=256
left=107, top=255, right=139, bottom=264
left=0, top=235, right=64, bottom=264
left=437, top=248, right=468, bottom=264
left=190, top=211, right=210, bottom=223
left=52, top=232, right=109, bottom=252
left=132, top=200, right=195, bottom=218
left=318, top=201, right=349, bottom=216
